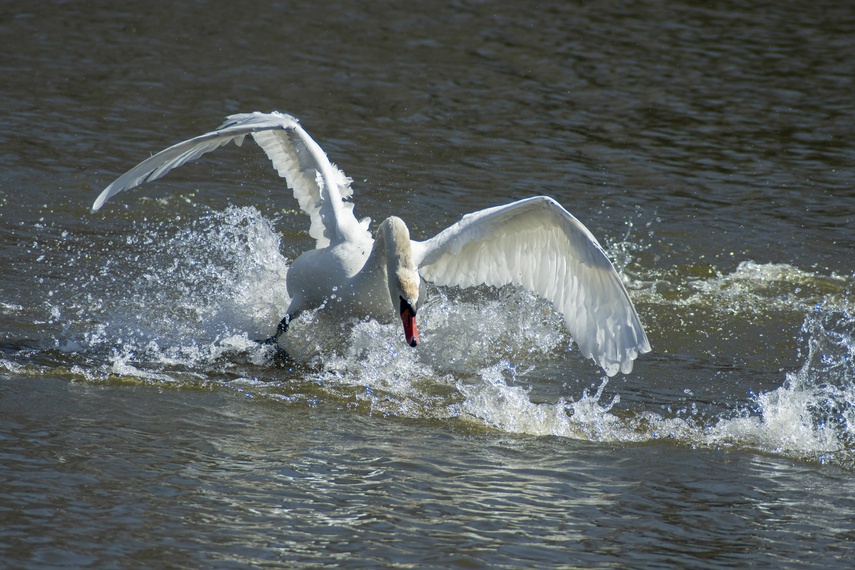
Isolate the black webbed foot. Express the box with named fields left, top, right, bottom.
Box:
left=254, top=316, right=294, bottom=366
left=255, top=314, right=291, bottom=346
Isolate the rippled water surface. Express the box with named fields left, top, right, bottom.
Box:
left=2, top=1, right=855, bottom=567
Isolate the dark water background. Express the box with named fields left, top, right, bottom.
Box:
left=2, top=1, right=854, bottom=567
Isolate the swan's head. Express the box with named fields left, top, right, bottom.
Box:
left=383, top=216, right=420, bottom=347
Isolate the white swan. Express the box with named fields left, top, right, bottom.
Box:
left=92, top=112, right=650, bottom=375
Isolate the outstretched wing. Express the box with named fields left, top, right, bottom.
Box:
left=411, top=196, right=650, bottom=376
left=92, top=111, right=369, bottom=248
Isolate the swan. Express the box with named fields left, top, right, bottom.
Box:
left=92, top=112, right=650, bottom=375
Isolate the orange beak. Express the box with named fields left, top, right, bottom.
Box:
left=400, top=298, right=419, bottom=347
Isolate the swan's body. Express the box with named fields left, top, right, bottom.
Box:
left=93, top=112, right=650, bottom=375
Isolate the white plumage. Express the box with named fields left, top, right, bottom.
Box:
left=93, top=111, right=651, bottom=375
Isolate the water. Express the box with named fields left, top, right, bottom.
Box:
left=2, top=0, right=855, bottom=567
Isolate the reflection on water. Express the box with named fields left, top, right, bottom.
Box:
left=2, top=0, right=855, bottom=567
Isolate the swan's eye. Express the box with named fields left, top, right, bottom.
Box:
left=400, top=297, right=416, bottom=317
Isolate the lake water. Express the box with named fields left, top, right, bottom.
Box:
left=2, top=1, right=855, bottom=567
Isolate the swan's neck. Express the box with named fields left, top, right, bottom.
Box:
left=367, top=216, right=419, bottom=310
left=381, top=216, right=414, bottom=273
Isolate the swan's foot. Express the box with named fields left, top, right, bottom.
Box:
left=253, top=315, right=293, bottom=365
left=256, top=314, right=291, bottom=346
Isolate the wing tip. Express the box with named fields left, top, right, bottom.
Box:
left=91, top=191, right=109, bottom=212
left=587, top=328, right=651, bottom=376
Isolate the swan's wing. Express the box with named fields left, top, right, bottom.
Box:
left=92, top=111, right=370, bottom=248
left=412, top=196, right=650, bottom=376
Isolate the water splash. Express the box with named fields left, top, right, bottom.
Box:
left=279, top=289, right=571, bottom=420
left=686, top=261, right=849, bottom=315
left=638, top=259, right=849, bottom=316
left=708, top=305, right=855, bottom=465
left=435, top=271, right=855, bottom=467
left=40, top=206, right=290, bottom=376
left=22, top=208, right=855, bottom=467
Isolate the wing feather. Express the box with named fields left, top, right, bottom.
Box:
left=92, top=111, right=369, bottom=248
left=413, top=196, right=650, bottom=376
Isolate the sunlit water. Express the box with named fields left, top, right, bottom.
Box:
left=2, top=1, right=855, bottom=567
